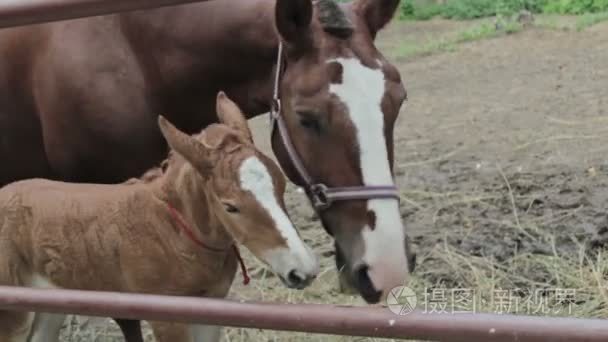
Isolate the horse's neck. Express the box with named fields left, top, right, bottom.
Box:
left=156, top=162, right=233, bottom=250
left=120, top=0, right=279, bottom=118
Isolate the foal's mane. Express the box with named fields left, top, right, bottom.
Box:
left=124, top=130, right=207, bottom=185
left=316, top=0, right=354, bottom=38
left=123, top=127, right=233, bottom=185
left=123, top=151, right=174, bottom=185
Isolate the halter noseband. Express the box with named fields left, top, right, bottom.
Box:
left=269, top=42, right=400, bottom=211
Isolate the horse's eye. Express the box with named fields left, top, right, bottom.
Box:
left=297, top=112, right=322, bottom=134
left=222, top=203, right=239, bottom=213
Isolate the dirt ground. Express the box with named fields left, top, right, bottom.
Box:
left=59, top=17, right=608, bottom=341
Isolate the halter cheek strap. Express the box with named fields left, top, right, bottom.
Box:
left=269, top=42, right=400, bottom=211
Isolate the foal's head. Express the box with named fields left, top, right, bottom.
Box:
left=158, top=92, right=318, bottom=289
left=270, top=0, right=411, bottom=303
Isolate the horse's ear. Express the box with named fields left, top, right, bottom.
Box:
left=275, top=0, right=313, bottom=50
left=354, top=0, right=399, bottom=39
left=157, top=116, right=214, bottom=177
left=216, top=91, right=253, bottom=143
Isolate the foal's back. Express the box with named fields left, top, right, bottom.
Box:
left=0, top=174, right=233, bottom=292
left=0, top=178, right=151, bottom=288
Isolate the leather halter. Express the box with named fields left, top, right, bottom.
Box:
left=269, top=42, right=400, bottom=211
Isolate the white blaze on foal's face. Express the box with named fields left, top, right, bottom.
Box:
left=327, top=57, right=409, bottom=297
left=238, top=156, right=318, bottom=289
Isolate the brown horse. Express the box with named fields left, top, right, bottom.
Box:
left=0, top=0, right=412, bottom=303
left=0, top=92, right=319, bottom=342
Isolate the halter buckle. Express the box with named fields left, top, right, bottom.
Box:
left=270, top=98, right=281, bottom=116
left=310, top=184, right=331, bottom=210
left=269, top=98, right=281, bottom=126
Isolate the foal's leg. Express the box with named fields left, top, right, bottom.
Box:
left=148, top=321, right=191, bottom=342
left=28, top=313, right=66, bottom=342
left=189, top=325, right=222, bottom=342
left=0, top=243, right=34, bottom=342
left=21, top=272, right=65, bottom=342
left=0, top=311, right=34, bottom=342
left=149, top=322, right=222, bottom=342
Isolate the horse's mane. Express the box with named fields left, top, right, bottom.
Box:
left=316, top=0, right=354, bottom=39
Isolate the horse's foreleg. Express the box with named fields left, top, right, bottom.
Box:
left=114, top=319, right=143, bottom=342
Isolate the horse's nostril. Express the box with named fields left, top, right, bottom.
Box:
left=288, top=270, right=304, bottom=285
left=355, top=265, right=371, bottom=287
left=354, top=264, right=382, bottom=304
left=408, top=252, right=417, bottom=273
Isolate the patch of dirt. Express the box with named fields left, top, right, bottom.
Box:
left=390, top=20, right=608, bottom=245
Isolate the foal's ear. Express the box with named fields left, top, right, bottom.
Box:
left=158, top=116, right=214, bottom=177
left=216, top=91, right=253, bottom=143
left=354, top=0, right=399, bottom=39
left=275, top=0, right=313, bottom=50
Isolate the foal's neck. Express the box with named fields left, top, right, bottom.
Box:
left=153, top=161, right=233, bottom=250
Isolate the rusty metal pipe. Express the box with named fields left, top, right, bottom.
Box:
left=0, top=0, right=208, bottom=29
left=0, top=286, right=607, bottom=341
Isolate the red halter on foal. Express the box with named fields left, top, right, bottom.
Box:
left=269, top=42, right=401, bottom=211
left=165, top=201, right=250, bottom=285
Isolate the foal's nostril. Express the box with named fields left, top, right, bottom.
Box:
left=285, top=269, right=315, bottom=289
left=354, top=264, right=382, bottom=304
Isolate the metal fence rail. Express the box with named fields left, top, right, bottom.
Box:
left=0, top=0, right=208, bottom=29
left=0, top=286, right=607, bottom=342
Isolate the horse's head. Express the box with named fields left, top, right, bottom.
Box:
left=158, top=92, right=319, bottom=289
left=270, top=0, right=412, bottom=303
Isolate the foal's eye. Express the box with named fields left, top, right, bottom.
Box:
left=222, top=203, right=239, bottom=213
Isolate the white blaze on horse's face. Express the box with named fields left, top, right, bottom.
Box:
left=239, top=156, right=319, bottom=288
left=328, top=57, right=409, bottom=297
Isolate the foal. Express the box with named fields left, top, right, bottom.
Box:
left=0, top=92, right=319, bottom=342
